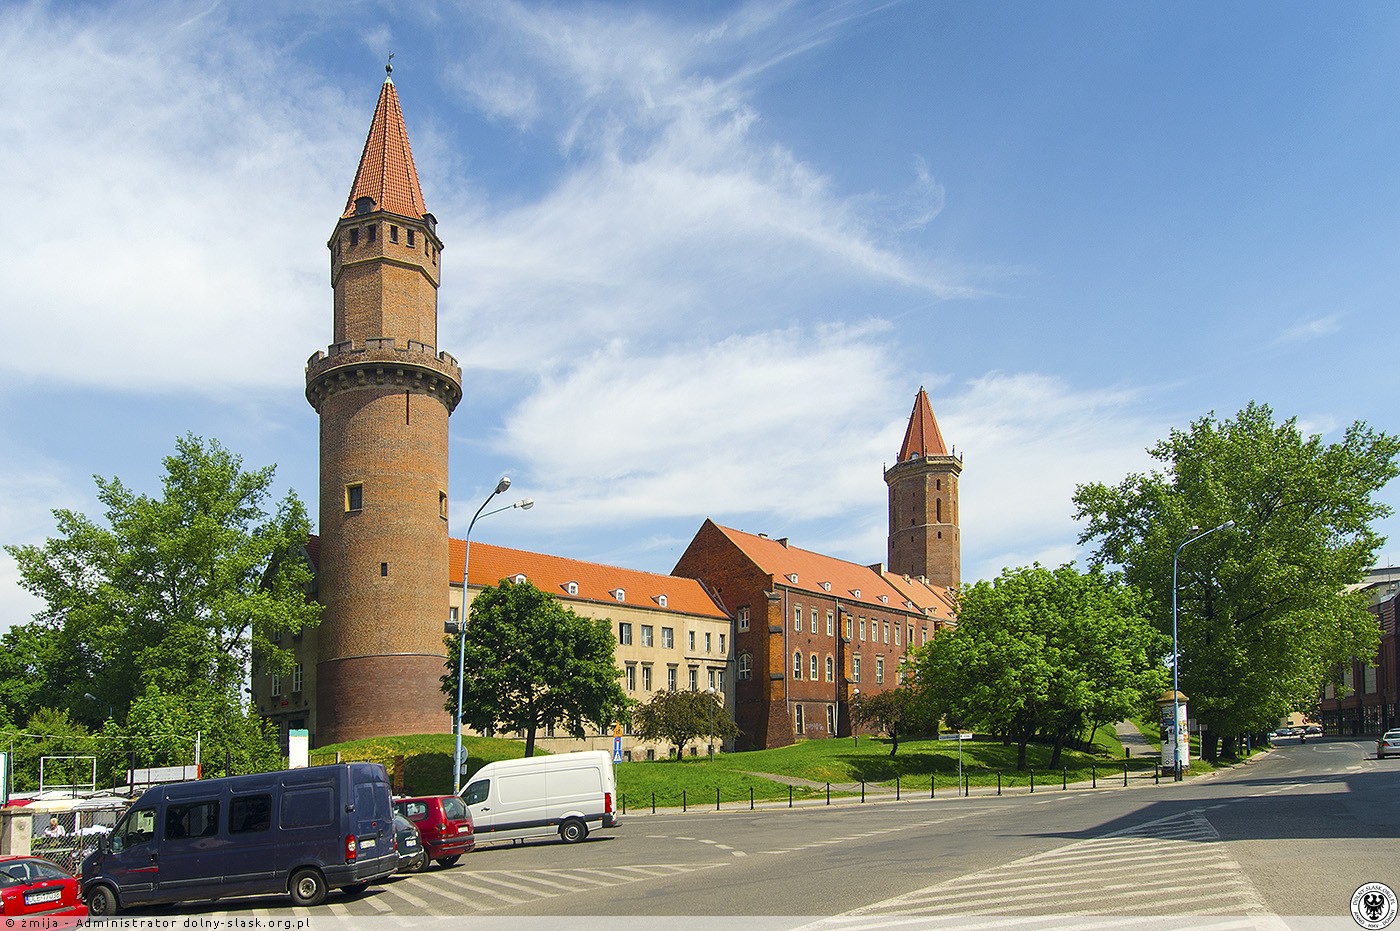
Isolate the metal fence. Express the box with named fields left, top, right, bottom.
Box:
left=27, top=807, right=121, bottom=873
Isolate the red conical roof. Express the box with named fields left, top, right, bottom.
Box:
left=341, top=75, right=428, bottom=220
left=898, top=388, right=949, bottom=460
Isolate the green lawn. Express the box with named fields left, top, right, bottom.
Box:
left=317, top=726, right=1226, bottom=803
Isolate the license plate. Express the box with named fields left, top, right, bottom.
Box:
left=403, top=838, right=417, bottom=847
left=26, top=889, right=62, bottom=906
left=360, top=838, right=376, bottom=849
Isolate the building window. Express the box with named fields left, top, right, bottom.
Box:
left=883, top=622, right=890, bottom=644
left=613, top=588, right=626, bottom=602
left=738, top=654, right=752, bottom=681
left=853, top=655, right=861, bottom=682
left=908, top=625, right=914, bottom=645
left=793, top=606, right=801, bottom=631
left=738, top=606, right=750, bottom=631
left=668, top=667, right=678, bottom=691
left=810, top=609, right=818, bottom=633
left=705, top=632, right=712, bottom=653
left=793, top=651, right=802, bottom=679
left=271, top=673, right=282, bottom=696
left=716, top=669, right=724, bottom=692
left=688, top=630, right=696, bottom=651
left=657, top=594, right=668, bottom=608
left=825, top=656, right=834, bottom=682
left=626, top=665, right=637, bottom=691
left=827, top=704, right=836, bottom=733
left=513, top=574, right=526, bottom=585
left=449, top=606, right=459, bottom=626
left=795, top=704, right=804, bottom=733
left=719, top=633, right=726, bottom=654
left=844, top=616, right=852, bottom=639
left=389, top=224, right=399, bottom=243
left=922, top=628, right=928, bottom=645
left=292, top=663, right=304, bottom=693
left=619, top=623, right=633, bottom=645
left=642, top=664, right=652, bottom=691
left=894, top=625, right=900, bottom=646
left=439, top=491, right=448, bottom=519
left=349, top=228, right=359, bottom=246
left=810, top=654, right=818, bottom=680
left=827, top=611, right=834, bottom=636
left=876, top=657, right=885, bottom=684
left=689, top=668, right=698, bottom=690
left=662, top=627, right=675, bottom=649
left=642, top=625, right=654, bottom=647
left=566, top=581, right=578, bottom=595
left=708, top=668, right=716, bottom=690
left=367, top=223, right=376, bottom=243
left=380, top=562, right=388, bottom=577
left=859, top=618, right=866, bottom=641
left=345, top=483, right=363, bottom=512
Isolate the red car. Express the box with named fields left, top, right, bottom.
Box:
left=393, top=796, right=474, bottom=867
left=0, top=855, right=87, bottom=920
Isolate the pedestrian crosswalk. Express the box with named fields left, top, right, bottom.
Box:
left=803, top=808, right=1284, bottom=930
left=208, top=862, right=728, bottom=917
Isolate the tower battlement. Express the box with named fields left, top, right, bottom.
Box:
left=305, top=338, right=462, bottom=413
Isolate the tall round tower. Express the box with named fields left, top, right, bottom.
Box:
left=306, top=67, right=463, bottom=744
left=885, top=388, right=962, bottom=590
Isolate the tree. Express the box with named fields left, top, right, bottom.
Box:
left=3, top=434, right=316, bottom=750
left=631, top=688, right=739, bottom=759
left=1074, top=402, right=1399, bottom=760
left=915, top=563, right=1166, bottom=770
left=849, top=686, right=926, bottom=757
left=442, top=579, right=629, bottom=757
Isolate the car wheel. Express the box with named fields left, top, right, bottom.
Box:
left=560, top=818, right=588, bottom=844
left=289, top=868, right=328, bottom=907
left=408, top=851, right=429, bottom=872
left=87, top=884, right=119, bottom=917
left=436, top=855, right=462, bottom=867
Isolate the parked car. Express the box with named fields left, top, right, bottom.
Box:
left=1304, top=725, right=1323, bottom=736
left=1378, top=729, right=1400, bottom=759
left=81, top=762, right=397, bottom=915
left=459, top=750, right=619, bottom=847
left=393, top=814, right=426, bottom=873
left=393, top=796, right=473, bottom=867
left=0, top=855, right=87, bottom=919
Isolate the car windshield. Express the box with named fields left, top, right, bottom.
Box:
left=441, top=797, right=468, bottom=821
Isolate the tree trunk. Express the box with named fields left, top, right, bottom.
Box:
left=524, top=724, right=536, bottom=758
left=889, top=726, right=899, bottom=757
left=1016, top=735, right=1029, bottom=771
left=1048, top=730, right=1064, bottom=770
left=1202, top=732, right=1219, bottom=763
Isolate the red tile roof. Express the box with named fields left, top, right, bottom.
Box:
left=341, top=76, right=428, bottom=220
left=450, top=539, right=729, bottom=619
left=897, top=387, right=949, bottom=460
left=707, top=523, right=951, bottom=619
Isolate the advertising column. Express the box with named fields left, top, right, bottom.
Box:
left=1158, top=691, right=1189, bottom=775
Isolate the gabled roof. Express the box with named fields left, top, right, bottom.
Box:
left=341, top=75, right=428, bottom=220
left=451, top=539, right=729, bottom=620
left=897, top=387, right=949, bottom=460
left=700, top=521, right=951, bottom=620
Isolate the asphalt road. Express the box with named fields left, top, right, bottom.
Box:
left=166, top=737, right=1395, bottom=927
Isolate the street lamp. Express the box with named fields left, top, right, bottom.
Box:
left=1171, top=519, right=1235, bottom=780
left=707, top=686, right=716, bottom=759
left=452, top=477, right=534, bottom=795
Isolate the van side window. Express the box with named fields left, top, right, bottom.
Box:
left=111, top=808, right=157, bottom=852
left=229, top=794, right=272, bottom=834
left=398, top=800, right=429, bottom=820
left=165, top=800, right=219, bottom=840
left=462, top=780, right=490, bottom=806
left=281, top=787, right=334, bottom=829
left=441, top=796, right=468, bottom=820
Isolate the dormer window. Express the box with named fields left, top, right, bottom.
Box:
left=879, top=595, right=889, bottom=604
left=656, top=594, right=668, bottom=608
left=851, top=589, right=861, bottom=599
left=612, top=588, right=626, bottom=602
left=566, top=581, right=579, bottom=596
left=354, top=196, right=375, bottom=216
left=821, top=581, right=832, bottom=592
left=513, top=574, right=527, bottom=585
left=787, top=574, right=799, bottom=584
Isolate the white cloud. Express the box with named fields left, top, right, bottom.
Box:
left=1277, top=313, right=1343, bottom=344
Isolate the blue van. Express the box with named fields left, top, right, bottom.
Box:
left=80, top=762, right=396, bottom=915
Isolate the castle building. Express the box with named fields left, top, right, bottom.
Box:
left=672, top=392, right=960, bottom=750
left=302, top=67, right=462, bottom=744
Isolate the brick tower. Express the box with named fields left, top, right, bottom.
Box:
left=305, top=65, right=463, bottom=744
left=885, top=388, right=962, bottom=590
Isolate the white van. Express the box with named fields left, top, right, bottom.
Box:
left=458, top=750, right=619, bottom=846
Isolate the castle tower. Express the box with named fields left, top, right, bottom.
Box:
left=305, top=66, right=463, bottom=744
left=884, top=388, right=962, bottom=590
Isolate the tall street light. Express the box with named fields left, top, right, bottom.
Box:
left=453, top=476, right=534, bottom=795
left=1171, top=519, right=1235, bottom=780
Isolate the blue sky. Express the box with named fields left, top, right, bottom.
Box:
left=4, top=0, right=1399, bottom=631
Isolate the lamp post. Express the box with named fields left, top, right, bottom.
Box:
left=852, top=687, right=859, bottom=746
left=452, top=477, right=534, bottom=795
left=707, top=686, right=717, bottom=759
left=1171, top=519, right=1235, bottom=780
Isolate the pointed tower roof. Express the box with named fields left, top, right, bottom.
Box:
left=897, top=387, right=949, bottom=460
left=341, top=71, right=428, bottom=220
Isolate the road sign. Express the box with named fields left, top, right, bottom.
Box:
left=938, top=733, right=973, bottom=740
left=612, top=737, right=623, bottom=764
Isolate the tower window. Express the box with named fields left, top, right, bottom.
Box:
left=367, top=224, right=376, bottom=243
left=936, top=479, right=941, bottom=490
left=439, top=491, right=448, bottom=520
left=345, top=483, right=363, bottom=512
left=349, top=228, right=359, bottom=247
left=389, top=225, right=399, bottom=243
left=380, top=562, right=388, bottom=577
left=354, top=196, right=375, bottom=216
left=407, top=229, right=415, bottom=247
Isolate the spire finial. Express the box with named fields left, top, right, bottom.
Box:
left=385, top=52, right=395, bottom=83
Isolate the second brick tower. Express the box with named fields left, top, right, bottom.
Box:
left=306, top=67, right=463, bottom=744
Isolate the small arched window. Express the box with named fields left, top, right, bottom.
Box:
left=566, top=581, right=578, bottom=596
left=613, top=588, right=626, bottom=602
left=793, top=651, right=802, bottom=679
left=810, top=654, right=818, bottom=680
left=825, top=656, right=834, bottom=681
left=513, top=574, right=527, bottom=585
left=738, top=653, right=752, bottom=681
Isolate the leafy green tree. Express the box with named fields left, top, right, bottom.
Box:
left=1074, top=403, right=1399, bottom=759
left=849, top=686, right=926, bottom=757
left=916, top=563, right=1166, bottom=770
left=4, top=434, right=318, bottom=728
left=631, top=688, right=739, bottom=759
left=0, top=707, right=96, bottom=793
left=442, top=579, right=630, bottom=757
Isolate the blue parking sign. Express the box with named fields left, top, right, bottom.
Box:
left=613, top=737, right=623, bottom=763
